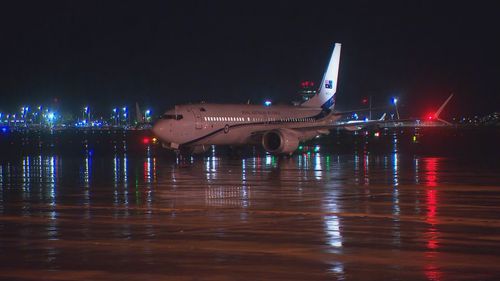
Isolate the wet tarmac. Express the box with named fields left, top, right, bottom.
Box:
left=1, top=133, right=500, bottom=280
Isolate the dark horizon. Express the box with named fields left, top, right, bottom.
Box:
left=1, top=1, right=499, bottom=118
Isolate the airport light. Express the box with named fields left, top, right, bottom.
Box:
left=392, top=97, right=400, bottom=120
left=83, top=106, right=90, bottom=126
left=264, top=100, right=272, bottom=107
left=47, top=112, right=55, bottom=122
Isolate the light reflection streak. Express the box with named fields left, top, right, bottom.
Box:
left=391, top=133, right=401, bottom=246
left=143, top=156, right=155, bottom=206
left=415, top=157, right=420, bottom=184
left=47, top=156, right=56, bottom=206
left=353, top=153, right=360, bottom=184
left=144, top=157, right=152, bottom=183
left=241, top=159, right=246, bottom=182
left=205, top=185, right=251, bottom=208
left=83, top=154, right=92, bottom=219
left=363, top=151, right=369, bottom=185
left=265, top=154, right=272, bottom=166
left=123, top=154, right=129, bottom=206
left=314, top=153, right=322, bottom=180
left=423, top=157, right=442, bottom=281
left=205, top=156, right=218, bottom=181
left=392, top=153, right=400, bottom=216
left=113, top=154, right=119, bottom=205
left=323, top=184, right=344, bottom=279
left=22, top=156, right=31, bottom=193
left=112, top=154, right=131, bottom=207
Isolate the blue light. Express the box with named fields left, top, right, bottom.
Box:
left=264, top=100, right=272, bottom=107
left=47, top=112, right=55, bottom=121
left=1, top=126, right=8, bottom=133
left=392, top=97, right=398, bottom=105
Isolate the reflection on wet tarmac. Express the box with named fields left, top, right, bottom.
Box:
left=1, top=147, right=500, bottom=280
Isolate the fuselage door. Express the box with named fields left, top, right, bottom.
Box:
left=193, top=108, right=203, bottom=129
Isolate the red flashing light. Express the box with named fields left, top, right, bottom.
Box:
left=362, top=97, right=368, bottom=104
left=300, top=81, right=314, bottom=88
left=142, top=138, right=150, bottom=144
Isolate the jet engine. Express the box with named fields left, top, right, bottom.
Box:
left=262, top=129, right=300, bottom=155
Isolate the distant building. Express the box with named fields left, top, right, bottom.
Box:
left=293, top=81, right=317, bottom=105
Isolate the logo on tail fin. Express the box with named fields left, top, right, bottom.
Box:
left=301, top=43, right=341, bottom=109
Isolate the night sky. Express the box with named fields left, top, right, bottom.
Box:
left=1, top=1, right=499, bottom=118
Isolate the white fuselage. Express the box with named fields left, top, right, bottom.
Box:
left=152, top=103, right=339, bottom=149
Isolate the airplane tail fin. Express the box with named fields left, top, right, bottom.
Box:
left=379, top=113, right=387, bottom=121
left=136, top=102, right=144, bottom=123
left=301, top=43, right=342, bottom=110
left=434, top=93, right=453, bottom=125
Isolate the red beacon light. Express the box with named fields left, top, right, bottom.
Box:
left=142, top=137, right=150, bottom=144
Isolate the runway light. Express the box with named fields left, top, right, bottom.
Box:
left=264, top=100, right=272, bottom=106
left=374, top=132, right=380, bottom=137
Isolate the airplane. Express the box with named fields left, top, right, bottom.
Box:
left=152, top=43, right=363, bottom=155
left=373, top=93, right=454, bottom=128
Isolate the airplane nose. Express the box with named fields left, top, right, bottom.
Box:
left=152, top=120, right=168, bottom=140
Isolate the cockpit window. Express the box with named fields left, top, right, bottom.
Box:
left=160, top=114, right=183, bottom=120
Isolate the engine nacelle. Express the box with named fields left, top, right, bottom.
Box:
left=262, top=129, right=300, bottom=155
